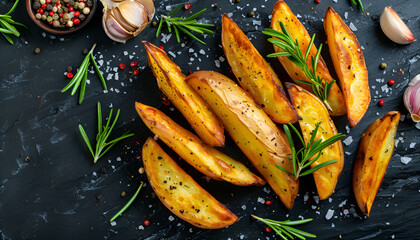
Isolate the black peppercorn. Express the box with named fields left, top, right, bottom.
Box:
left=46, top=4, right=53, bottom=11
left=67, top=66, right=73, bottom=72
left=371, top=15, right=379, bottom=21
left=79, top=14, right=86, bottom=21
left=69, top=0, right=74, bottom=5
left=32, top=2, right=41, bottom=9
left=87, top=0, right=93, bottom=7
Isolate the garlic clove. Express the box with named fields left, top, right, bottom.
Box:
left=380, top=6, right=416, bottom=44
left=118, top=1, right=149, bottom=28
left=404, top=74, right=420, bottom=122
left=103, top=13, right=132, bottom=43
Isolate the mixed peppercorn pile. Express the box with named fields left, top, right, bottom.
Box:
left=32, top=0, right=93, bottom=28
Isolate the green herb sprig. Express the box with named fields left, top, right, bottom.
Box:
left=62, top=44, right=107, bottom=104
left=252, top=214, right=316, bottom=240
left=278, top=123, right=345, bottom=180
left=110, top=182, right=144, bottom=222
left=262, top=22, right=334, bottom=112
left=351, top=0, right=364, bottom=12
left=156, top=3, right=214, bottom=45
left=0, top=0, right=28, bottom=44
left=79, top=102, right=134, bottom=163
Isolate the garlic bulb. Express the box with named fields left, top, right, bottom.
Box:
left=404, top=74, right=420, bottom=122
left=380, top=6, right=415, bottom=44
left=101, top=0, right=154, bottom=43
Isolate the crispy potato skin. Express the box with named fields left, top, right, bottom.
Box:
left=186, top=71, right=299, bottom=210
left=353, top=111, right=400, bottom=216
left=324, top=7, right=370, bottom=127
left=221, top=14, right=299, bottom=124
left=270, top=0, right=346, bottom=116
left=142, top=138, right=239, bottom=229
left=135, top=102, right=265, bottom=186
left=143, top=41, right=225, bottom=147
left=287, top=83, right=344, bottom=200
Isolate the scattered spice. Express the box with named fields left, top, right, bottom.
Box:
left=34, top=48, right=41, bottom=54
left=130, top=61, right=138, bottom=68
left=66, top=72, right=74, bottom=78
left=315, top=0, right=321, bottom=3
left=144, top=220, right=150, bottom=226
left=82, top=48, right=89, bottom=55
left=109, top=182, right=144, bottom=222
left=120, top=191, right=126, bottom=198
left=252, top=215, right=316, bottom=239
left=378, top=99, right=385, bottom=106
left=152, top=21, right=157, bottom=27
left=371, top=14, right=379, bottom=21
left=265, top=226, right=272, bottom=232
left=119, top=63, right=125, bottom=70
left=388, top=80, right=395, bottom=86
left=159, top=46, right=164, bottom=50
left=66, top=66, right=73, bottom=72
left=248, top=10, right=255, bottom=17
left=133, top=69, right=140, bottom=76
left=96, top=194, right=103, bottom=200
left=265, top=200, right=272, bottom=206
left=380, top=62, right=387, bottom=69
left=184, top=3, right=192, bottom=10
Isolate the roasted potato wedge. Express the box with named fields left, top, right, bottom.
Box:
left=143, top=41, right=225, bottom=147
left=135, top=102, right=265, bottom=186
left=270, top=0, right=346, bottom=116
left=221, top=14, right=299, bottom=124
left=186, top=71, right=298, bottom=210
left=142, top=138, right=239, bottom=229
left=287, top=83, right=344, bottom=200
left=353, top=111, right=400, bottom=216
left=324, top=7, right=370, bottom=128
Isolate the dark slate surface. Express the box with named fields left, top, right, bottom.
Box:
left=0, top=0, right=419, bottom=239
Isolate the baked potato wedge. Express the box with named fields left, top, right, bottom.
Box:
left=186, top=71, right=298, bottom=210
left=287, top=83, right=344, bottom=200
left=142, top=138, right=239, bottom=229
left=143, top=41, right=225, bottom=147
left=270, top=0, right=346, bottom=117
left=135, top=102, right=265, bottom=186
left=221, top=14, right=299, bottom=124
left=324, top=7, right=370, bottom=128
left=353, top=111, right=400, bottom=216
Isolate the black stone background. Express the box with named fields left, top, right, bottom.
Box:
left=0, top=0, right=419, bottom=239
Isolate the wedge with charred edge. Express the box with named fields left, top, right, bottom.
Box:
left=221, top=14, right=299, bottom=124
left=143, top=41, right=225, bottom=147
left=135, top=102, right=265, bottom=186
left=287, top=83, right=344, bottom=200
left=186, top=71, right=298, bottom=210
left=324, top=7, right=370, bottom=128
left=270, top=0, right=346, bottom=116
left=142, top=138, right=239, bottom=229
left=353, top=111, right=400, bottom=216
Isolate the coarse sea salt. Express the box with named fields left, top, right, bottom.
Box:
left=343, top=136, right=353, bottom=146
left=325, top=209, right=334, bottom=220
left=168, top=215, right=175, bottom=221
left=410, top=143, right=416, bottom=148
left=349, top=22, right=357, bottom=31
left=401, top=156, right=412, bottom=165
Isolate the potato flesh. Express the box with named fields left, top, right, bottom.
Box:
left=135, top=102, right=265, bottom=186
left=353, top=111, right=400, bottom=216
left=143, top=41, right=225, bottom=147
left=221, top=14, right=299, bottom=124
left=287, top=83, right=344, bottom=200
left=270, top=0, right=346, bottom=116
left=324, top=7, right=370, bottom=127
left=186, top=71, right=299, bottom=210
left=142, top=138, right=238, bottom=229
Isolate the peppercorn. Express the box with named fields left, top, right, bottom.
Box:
left=79, top=14, right=86, bottom=21
left=82, top=48, right=89, bottom=55
left=119, top=63, right=125, bottom=70
left=73, top=18, right=80, bottom=25
left=52, top=6, right=58, bottom=12
left=67, top=20, right=74, bottom=27
left=133, top=69, right=140, bottom=76
left=63, top=0, right=69, bottom=3
left=378, top=99, right=385, bottom=106
left=371, top=14, right=379, bottom=21
left=34, top=48, right=41, bottom=54
left=78, top=2, right=85, bottom=9
left=35, top=13, right=42, bottom=19
left=152, top=21, right=157, bottom=27
left=63, top=7, right=68, bottom=12
left=63, top=13, right=70, bottom=21
left=388, top=80, right=395, bottom=86
left=96, top=194, right=103, bottom=201
left=315, top=0, right=321, bottom=3
left=33, top=2, right=41, bottom=9
left=52, top=13, right=59, bottom=20
left=86, top=0, right=93, bottom=7
left=120, top=191, right=126, bottom=197
left=41, top=14, right=47, bottom=20
left=82, top=7, right=90, bottom=15
left=265, top=226, right=272, bottom=232
left=67, top=66, right=73, bottom=72
left=74, top=11, right=80, bottom=17
left=47, top=16, right=53, bottom=22
left=57, top=8, right=63, bottom=13
left=144, top=220, right=150, bottom=226
left=234, top=0, right=240, bottom=3
left=265, top=200, right=272, bottom=205
left=40, top=0, right=46, bottom=4
left=60, top=24, right=66, bottom=28
left=248, top=10, right=255, bottom=17
left=184, top=3, right=192, bottom=10
left=130, top=61, right=138, bottom=68
left=69, top=0, right=74, bottom=5
left=53, top=20, right=60, bottom=27
left=66, top=72, right=73, bottom=78
left=380, top=62, right=387, bottom=69
left=46, top=4, right=53, bottom=11
left=51, top=0, right=57, bottom=3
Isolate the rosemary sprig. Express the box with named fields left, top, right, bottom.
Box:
left=0, top=0, right=28, bottom=44
left=79, top=102, right=134, bottom=163
left=62, top=44, right=107, bottom=104
left=155, top=3, right=214, bottom=45
left=262, top=22, right=335, bottom=112
left=251, top=214, right=316, bottom=240
left=278, top=123, right=345, bottom=180
left=110, top=182, right=144, bottom=222
left=351, top=0, right=364, bottom=12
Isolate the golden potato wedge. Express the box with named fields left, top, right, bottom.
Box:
left=270, top=0, right=346, bottom=116
left=324, top=7, right=370, bottom=128
left=142, top=138, right=239, bottom=229
left=287, top=83, right=344, bottom=200
left=135, top=102, right=265, bottom=186
left=353, top=111, right=400, bottom=216
left=221, top=14, right=299, bottom=124
left=186, top=71, right=298, bottom=210
left=143, top=41, right=225, bottom=147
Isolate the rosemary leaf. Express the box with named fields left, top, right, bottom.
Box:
left=252, top=215, right=315, bottom=239
left=110, top=182, right=144, bottom=222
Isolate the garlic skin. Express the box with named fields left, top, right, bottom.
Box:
left=380, top=6, right=415, bottom=44
left=404, top=74, right=420, bottom=122
left=101, top=0, right=154, bottom=43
